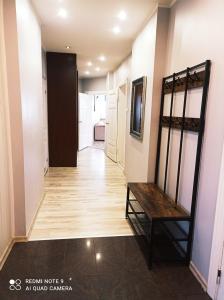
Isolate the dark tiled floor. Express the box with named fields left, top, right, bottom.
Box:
left=0, top=236, right=211, bottom=300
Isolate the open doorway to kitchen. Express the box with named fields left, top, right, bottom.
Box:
left=78, top=92, right=106, bottom=152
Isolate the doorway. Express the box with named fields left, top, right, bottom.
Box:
left=92, top=94, right=106, bottom=150
left=78, top=93, right=93, bottom=151
left=42, top=78, right=49, bottom=174
left=105, top=91, right=117, bottom=162
left=105, top=84, right=127, bottom=166
left=117, top=82, right=128, bottom=170
left=78, top=92, right=106, bottom=151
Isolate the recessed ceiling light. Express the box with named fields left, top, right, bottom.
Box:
left=113, top=26, right=121, bottom=34
left=57, top=8, right=67, bottom=18
left=96, top=253, right=101, bottom=261
left=95, top=67, right=100, bottom=72
left=118, top=10, right=127, bottom=21
left=87, top=61, right=92, bottom=66
left=86, top=240, right=91, bottom=248
left=85, top=71, right=90, bottom=75
left=65, top=46, right=71, bottom=49
left=98, top=55, right=106, bottom=62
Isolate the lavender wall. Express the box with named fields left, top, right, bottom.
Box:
left=3, top=0, right=26, bottom=236
left=166, top=0, right=224, bottom=281
left=0, top=0, right=13, bottom=265
left=16, top=0, right=44, bottom=233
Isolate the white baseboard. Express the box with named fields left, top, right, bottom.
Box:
left=190, top=261, right=207, bottom=292
left=0, top=236, right=28, bottom=271
left=0, top=239, right=15, bottom=271
left=14, top=236, right=28, bottom=242
left=0, top=193, right=45, bottom=270
left=26, top=192, right=45, bottom=240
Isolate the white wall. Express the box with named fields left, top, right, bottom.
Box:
left=81, top=76, right=106, bottom=92
left=112, top=56, right=131, bottom=174
left=147, top=8, right=170, bottom=181
left=113, top=56, right=132, bottom=88
left=106, top=72, right=114, bottom=91
left=166, top=0, right=224, bottom=282
left=0, top=0, right=13, bottom=265
left=111, top=9, right=169, bottom=182
left=78, top=79, right=83, bottom=92
left=3, top=0, right=26, bottom=236
left=15, top=0, right=44, bottom=233
left=125, top=11, right=158, bottom=182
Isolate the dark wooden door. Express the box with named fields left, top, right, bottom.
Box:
left=47, top=52, right=78, bottom=167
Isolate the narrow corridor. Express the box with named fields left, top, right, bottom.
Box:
left=30, top=147, right=132, bottom=240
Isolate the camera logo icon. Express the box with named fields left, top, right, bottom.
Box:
left=9, top=279, right=22, bottom=291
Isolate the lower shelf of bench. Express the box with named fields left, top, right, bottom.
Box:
left=127, top=212, right=189, bottom=264
left=126, top=184, right=192, bottom=267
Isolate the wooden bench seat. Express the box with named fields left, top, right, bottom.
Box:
left=126, top=182, right=192, bottom=268
left=128, top=182, right=190, bottom=221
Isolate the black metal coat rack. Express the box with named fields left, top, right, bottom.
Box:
left=154, top=60, right=211, bottom=262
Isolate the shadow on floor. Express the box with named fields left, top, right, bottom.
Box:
left=0, top=236, right=211, bottom=300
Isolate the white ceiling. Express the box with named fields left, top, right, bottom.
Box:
left=32, top=0, right=174, bottom=78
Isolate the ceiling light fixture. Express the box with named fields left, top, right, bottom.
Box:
left=95, top=67, right=100, bottom=72
left=85, top=71, right=90, bottom=75
left=65, top=46, right=71, bottom=49
left=86, top=240, right=91, bottom=248
left=96, top=253, right=101, bottom=261
left=57, top=8, right=67, bottom=18
left=113, top=26, right=121, bottom=34
left=98, top=55, right=106, bottom=62
left=87, top=61, right=92, bottom=66
left=118, top=10, right=127, bottom=21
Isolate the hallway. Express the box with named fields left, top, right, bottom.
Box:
left=30, top=148, right=132, bottom=240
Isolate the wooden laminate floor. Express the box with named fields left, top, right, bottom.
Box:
left=29, top=147, right=133, bottom=240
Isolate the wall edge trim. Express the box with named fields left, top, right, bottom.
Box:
left=190, top=261, right=207, bottom=292
left=26, top=192, right=46, bottom=239
left=0, top=239, right=14, bottom=271
left=0, top=236, right=29, bottom=270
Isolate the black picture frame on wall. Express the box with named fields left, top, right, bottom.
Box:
left=130, top=76, right=147, bottom=140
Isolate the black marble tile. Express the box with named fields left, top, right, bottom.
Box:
left=66, top=238, right=95, bottom=257
left=64, top=253, right=98, bottom=277
left=151, top=263, right=205, bottom=297
left=0, top=236, right=211, bottom=300
left=93, top=236, right=139, bottom=258
left=96, top=273, right=127, bottom=300
left=95, top=252, right=126, bottom=275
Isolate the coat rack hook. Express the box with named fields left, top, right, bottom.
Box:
left=188, top=73, right=195, bottom=83
left=165, top=81, right=171, bottom=89
left=177, top=77, right=183, bottom=86
left=194, top=71, right=200, bottom=81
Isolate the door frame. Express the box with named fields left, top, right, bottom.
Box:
left=117, top=80, right=128, bottom=172
left=207, top=140, right=224, bottom=299
left=42, top=77, right=49, bottom=175
left=105, top=90, right=117, bottom=162
left=78, top=92, right=94, bottom=151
